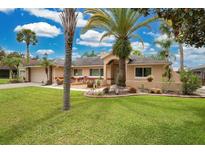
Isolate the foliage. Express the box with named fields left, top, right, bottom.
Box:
left=131, top=50, right=142, bottom=57
left=82, top=50, right=97, bottom=57
left=1, top=87, right=205, bottom=144
left=16, top=29, right=37, bottom=63
left=40, top=54, right=53, bottom=84
left=1, top=55, right=22, bottom=79
left=180, top=70, right=202, bottom=95
left=133, top=8, right=205, bottom=48
left=162, top=64, right=173, bottom=81
left=0, top=47, right=6, bottom=61
left=83, top=8, right=158, bottom=86
left=128, top=87, right=137, bottom=93
left=147, top=75, right=154, bottom=82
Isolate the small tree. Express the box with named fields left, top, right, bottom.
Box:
left=131, top=50, right=143, bottom=57
left=2, top=56, right=15, bottom=79
left=180, top=70, right=201, bottom=95
left=40, top=54, right=53, bottom=85
left=0, top=47, right=6, bottom=61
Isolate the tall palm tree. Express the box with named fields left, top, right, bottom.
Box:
left=60, top=8, right=78, bottom=111
left=160, top=22, right=184, bottom=71
left=83, top=8, right=157, bottom=87
left=16, top=29, right=37, bottom=64
left=40, top=54, right=53, bottom=85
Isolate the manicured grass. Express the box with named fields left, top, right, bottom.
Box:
left=0, top=87, right=205, bottom=144
left=0, top=78, right=9, bottom=84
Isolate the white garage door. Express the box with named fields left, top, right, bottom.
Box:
left=30, top=67, right=47, bottom=83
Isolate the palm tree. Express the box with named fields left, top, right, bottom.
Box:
left=160, top=22, right=184, bottom=71
left=155, top=39, right=175, bottom=81
left=179, top=43, right=184, bottom=71
left=60, top=9, right=78, bottom=111
left=40, top=54, right=53, bottom=85
left=16, top=29, right=37, bottom=64
left=83, top=8, right=157, bottom=87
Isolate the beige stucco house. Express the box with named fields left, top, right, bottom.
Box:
left=23, top=53, right=181, bottom=92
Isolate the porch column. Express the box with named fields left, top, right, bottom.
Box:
left=104, top=63, right=107, bottom=82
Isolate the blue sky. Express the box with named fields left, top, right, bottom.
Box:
left=0, top=8, right=204, bottom=70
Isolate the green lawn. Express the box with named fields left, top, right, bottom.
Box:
left=0, top=87, right=205, bottom=144
left=0, top=78, right=9, bottom=84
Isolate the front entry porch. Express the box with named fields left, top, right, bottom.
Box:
left=104, top=59, right=119, bottom=85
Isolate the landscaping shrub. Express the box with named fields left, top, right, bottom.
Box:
left=96, top=79, right=101, bottom=87
left=147, top=75, right=154, bottom=82
left=180, top=70, right=202, bottom=95
left=102, top=87, right=109, bottom=94
left=56, top=78, right=63, bottom=85
left=87, top=80, right=95, bottom=88
left=128, top=87, right=137, bottom=93
left=149, top=88, right=162, bottom=94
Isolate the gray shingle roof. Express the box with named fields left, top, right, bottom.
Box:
left=54, top=56, right=104, bottom=67
left=26, top=55, right=168, bottom=67
left=128, top=55, right=168, bottom=65
left=73, top=56, right=103, bottom=66
left=191, top=64, right=205, bottom=70
left=0, top=66, right=16, bottom=70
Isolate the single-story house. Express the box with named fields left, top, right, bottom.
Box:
left=192, top=64, right=205, bottom=85
left=23, top=53, right=181, bottom=92
left=0, top=66, right=17, bottom=78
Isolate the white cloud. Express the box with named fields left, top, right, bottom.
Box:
left=23, top=8, right=61, bottom=23
left=72, top=52, right=81, bottom=59
left=14, top=22, right=61, bottom=38
left=131, top=42, right=150, bottom=52
left=23, top=8, right=87, bottom=27
left=172, top=45, right=205, bottom=69
left=36, top=49, right=55, bottom=55
left=77, top=30, right=115, bottom=47
left=0, top=8, right=15, bottom=14
left=155, top=34, right=169, bottom=42
left=143, top=31, right=160, bottom=37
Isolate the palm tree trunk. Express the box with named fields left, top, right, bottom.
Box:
left=179, top=43, right=184, bottom=71
left=45, top=67, right=48, bottom=84
left=9, top=69, right=12, bottom=79
left=26, top=44, right=30, bottom=64
left=63, top=34, right=73, bottom=111
left=117, top=57, right=126, bottom=87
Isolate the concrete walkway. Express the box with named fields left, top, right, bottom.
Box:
left=0, top=83, right=41, bottom=90
left=42, top=85, right=89, bottom=92
left=0, top=82, right=89, bottom=92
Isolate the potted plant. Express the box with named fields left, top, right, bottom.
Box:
left=147, top=75, right=154, bottom=82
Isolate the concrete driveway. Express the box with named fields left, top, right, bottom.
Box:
left=0, top=83, right=41, bottom=90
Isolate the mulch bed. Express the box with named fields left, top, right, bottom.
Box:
left=84, top=92, right=205, bottom=98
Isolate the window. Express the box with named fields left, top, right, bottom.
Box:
left=135, top=67, right=151, bottom=77
left=90, top=69, right=104, bottom=76
left=74, top=69, right=82, bottom=76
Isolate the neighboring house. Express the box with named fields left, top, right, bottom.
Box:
left=192, top=64, right=205, bottom=85
left=0, top=66, right=17, bottom=78
left=23, top=53, right=181, bottom=92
